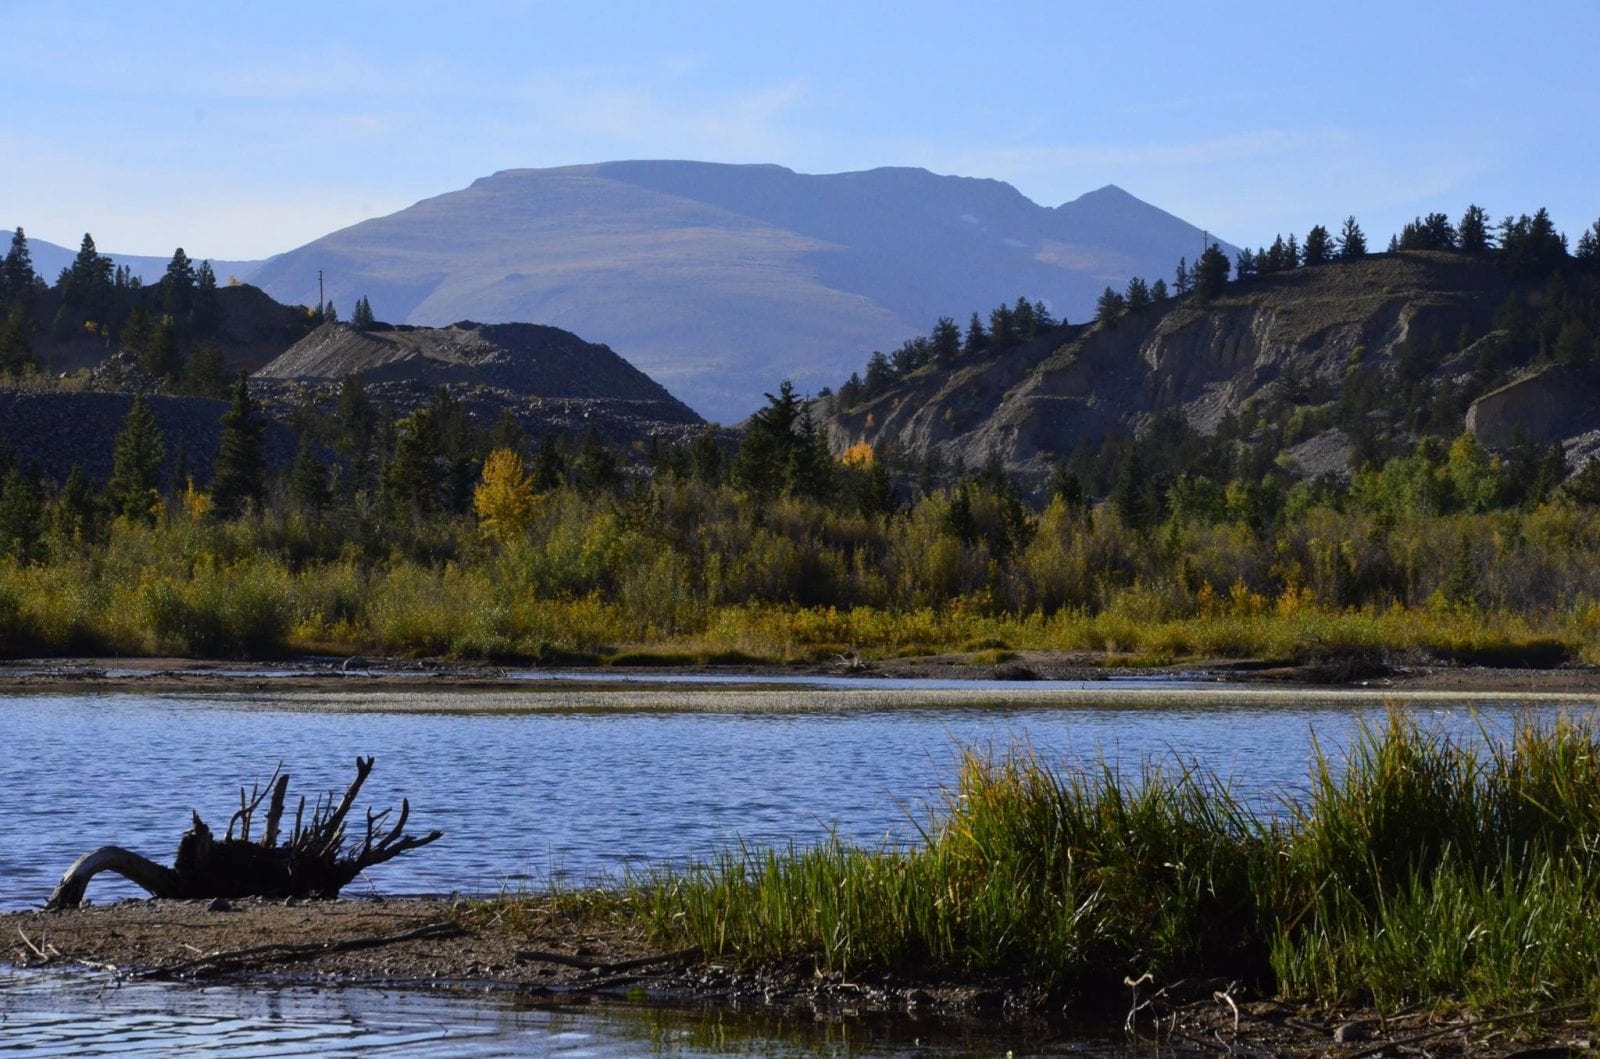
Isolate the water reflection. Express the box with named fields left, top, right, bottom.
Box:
left=0, top=966, right=1112, bottom=1057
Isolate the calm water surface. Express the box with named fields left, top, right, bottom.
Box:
left=0, top=686, right=1592, bottom=910
left=2, top=684, right=1595, bottom=1055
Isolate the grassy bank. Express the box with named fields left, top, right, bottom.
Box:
left=497, top=714, right=1600, bottom=1020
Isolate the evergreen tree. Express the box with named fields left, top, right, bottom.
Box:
left=1235, top=248, right=1258, bottom=281
left=690, top=426, right=722, bottom=484
left=1575, top=220, right=1600, bottom=265
left=1, top=228, right=35, bottom=305
left=1303, top=225, right=1333, bottom=265
left=863, top=350, right=893, bottom=395
left=988, top=302, right=1016, bottom=346
left=51, top=465, right=98, bottom=547
left=1096, top=286, right=1126, bottom=322
left=1458, top=205, right=1492, bottom=253
left=963, top=312, right=987, bottom=354
left=1174, top=256, right=1191, bottom=296
left=1012, top=296, right=1037, bottom=340
left=1338, top=216, right=1368, bottom=259
left=572, top=425, right=621, bottom=493
left=0, top=469, right=41, bottom=562
left=530, top=434, right=566, bottom=492
left=1194, top=244, right=1232, bottom=300
left=1124, top=276, right=1151, bottom=312
left=180, top=343, right=228, bottom=398
left=210, top=373, right=266, bottom=519
left=161, top=248, right=195, bottom=316
left=0, top=307, right=35, bottom=375
left=139, top=315, right=182, bottom=381
left=1150, top=278, right=1169, bottom=302
left=106, top=394, right=166, bottom=522
left=351, top=296, right=376, bottom=328
left=930, top=315, right=962, bottom=363
left=384, top=409, right=442, bottom=521
left=487, top=408, right=525, bottom=456
left=58, top=233, right=114, bottom=332
left=323, top=300, right=338, bottom=323
left=1285, top=232, right=1301, bottom=268
left=190, top=261, right=220, bottom=332
left=731, top=380, right=805, bottom=500
left=289, top=439, right=330, bottom=516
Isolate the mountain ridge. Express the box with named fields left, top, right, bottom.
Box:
left=241, top=161, right=1235, bottom=421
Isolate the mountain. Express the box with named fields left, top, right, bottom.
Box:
left=819, top=250, right=1587, bottom=491
left=7, top=229, right=261, bottom=289
left=242, top=162, right=1234, bottom=423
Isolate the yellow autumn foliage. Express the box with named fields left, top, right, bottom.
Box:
left=473, top=448, right=539, bottom=545
left=841, top=441, right=874, bottom=468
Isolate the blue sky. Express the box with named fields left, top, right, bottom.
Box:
left=6, top=1, right=1598, bottom=259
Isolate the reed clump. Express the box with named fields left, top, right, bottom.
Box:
left=636, top=713, right=1600, bottom=1016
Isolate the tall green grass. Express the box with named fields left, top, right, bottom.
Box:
left=630, top=714, right=1600, bottom=1016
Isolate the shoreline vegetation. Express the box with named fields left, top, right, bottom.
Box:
left=10, top=714, right=1600, bottom=1053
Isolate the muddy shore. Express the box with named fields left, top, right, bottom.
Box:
left=4, top=897, right=1590, bottom=1055
left=3, top=651, right=1600, bottom=696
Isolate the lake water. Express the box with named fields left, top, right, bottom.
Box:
left=2, top=679, right=1596, bottom=1055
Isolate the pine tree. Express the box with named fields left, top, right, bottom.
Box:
left=1338, top=216, right=1368, bottom=259
left=1151, top=278, right=1169, bottom=302
left=1194, top=244, right=1232, bottom=300
left=289, top=439, right=331, bottom=516
left=1235, top=248, right=1258, bottom=281
left=1174, top=257, right=1191, bottom=296
left=0, top=307, right=35, bottom=375
left=530, top=434, right=566, bottom=492
left=51, top=465, right=98, bottom=547
left=106, top=394, right=166, bottom=522
left=210, top=373, right=265, bottom=519
left=384, top=409, right=442, bottom=520
left=1303, top=225, right=1333, bottom=265
left=190, top=260, right=220, bottom=332
left=323, top=300, right=338, bottom=323
left=161, top=248, right=196, bottom=316
left=963, top=312, right=987, bottom=354
left=1096, top=286, right=1127, bottom=323
left=180, top=343, right=228, bottom=398
left=931, top=315, right=962, bottom=363
left=1, top=228, right=35, bottom=305
left=1124, top=276, right=1151, bottom=312
left=1458, top=205, right=1492, bottom=253
left=351, top=296, right=376, bottom=329
left=0, top=469, right=41, bottom=561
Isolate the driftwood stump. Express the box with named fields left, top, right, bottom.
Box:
left=46, top=757, right=441, bottom=910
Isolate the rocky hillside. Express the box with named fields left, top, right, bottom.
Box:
left=254, top=320, right=703, bottom=447
left=243, top=162, right=1232, bottom=422
left=822, top=251, right=1584, bottom=487
left=0, top=391, right=305, bottom=486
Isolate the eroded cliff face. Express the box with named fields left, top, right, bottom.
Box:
left=823, top=252, right=1511, bottom=485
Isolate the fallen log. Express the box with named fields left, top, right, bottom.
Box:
left=46, top=756, right=441, bottom=910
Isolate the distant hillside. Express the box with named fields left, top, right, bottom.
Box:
left=820, top=251, right=1593, bottom=489
left=243, top=162, right=1234, bottom=422
left=31, top=282, right=313, bottom=378
left=255, top=320, right=703, bottom=448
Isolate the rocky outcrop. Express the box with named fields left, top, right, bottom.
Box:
left=823, top=252, right=1515, bottom=486
left=1465, top=365, right=1600, bottom=448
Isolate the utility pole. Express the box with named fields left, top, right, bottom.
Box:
left=317, top=269, right=325, bottom=316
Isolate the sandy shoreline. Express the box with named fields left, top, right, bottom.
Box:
left=4, top=652, right=1600, bottom=700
